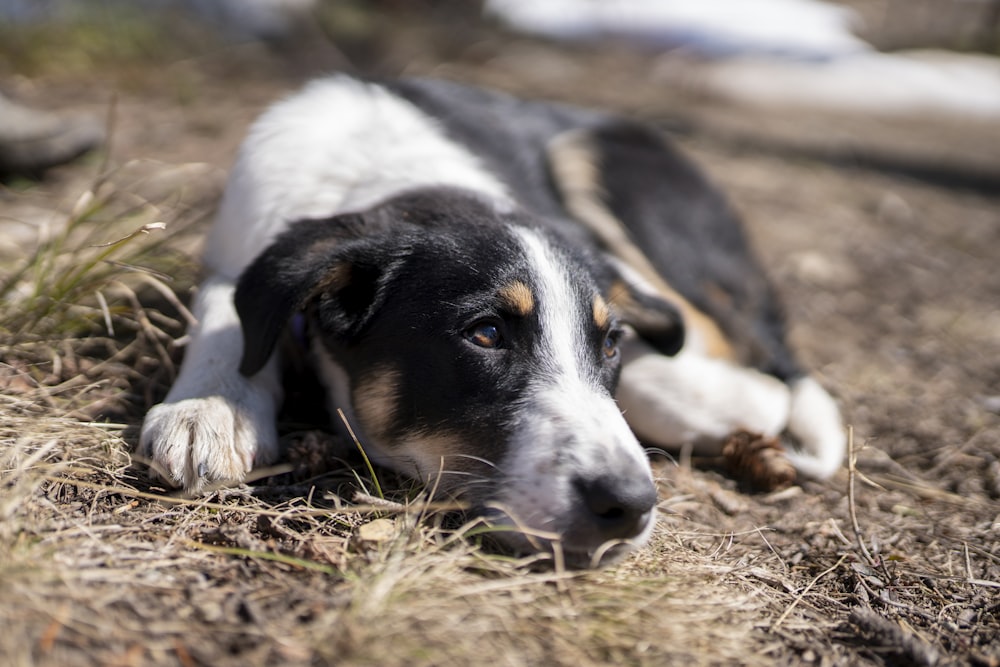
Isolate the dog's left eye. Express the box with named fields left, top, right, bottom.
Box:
left=465, top=321, right=503, bottom=349
left=602, top=330, right=621, bottom=360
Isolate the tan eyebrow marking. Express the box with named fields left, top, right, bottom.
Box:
left=497, top=280, right=535, bottom=316
left=593, top=293, right=611, bottom=329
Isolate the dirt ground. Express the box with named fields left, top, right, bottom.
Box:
left=2, top=5, right=999, bottom=666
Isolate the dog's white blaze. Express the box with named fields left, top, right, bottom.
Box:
left=497, top=228, right=654, bottom=548
left=513, top=228, right=591, bottom=387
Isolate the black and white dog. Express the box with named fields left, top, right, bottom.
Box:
left=140, top=76, right=844, bottom=566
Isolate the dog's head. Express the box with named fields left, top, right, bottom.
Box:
left=235, top=188, right=684, bottom=567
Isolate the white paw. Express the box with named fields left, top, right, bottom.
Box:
left=138, top=393, right=278, bottom=493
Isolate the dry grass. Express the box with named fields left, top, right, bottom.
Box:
left=4, top=389, right=996, bottom=666
left=0, top=409, right=769, bottom=666
left=4, top=196, right=999, bottom=667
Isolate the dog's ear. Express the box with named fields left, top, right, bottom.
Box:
left=548, top=125, right=756, bottom=360
left=234, top=216, right=395, bottom=377
left=599, top=260, right=686, bottom=357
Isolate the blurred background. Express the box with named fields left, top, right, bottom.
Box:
left=2, top=0, right=999, bottom=179
left=1, top=0, right=999, bottom=193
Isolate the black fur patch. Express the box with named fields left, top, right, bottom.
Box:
left=392, top=78, right=798, bottom=378
left=586, top=121, right=800, bottom=379
left=236, top=189, right=624, bottom=495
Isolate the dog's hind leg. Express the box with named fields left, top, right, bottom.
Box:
left=138, top=274, right=283, bottom=493
left=616, top=333, right=844, bottom=479
left=782, top=376, right=845, bottom=479
left=616, top=332, right=791, bottom=455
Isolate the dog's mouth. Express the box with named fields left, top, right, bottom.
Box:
left=474, top=504, right=657, bottom=569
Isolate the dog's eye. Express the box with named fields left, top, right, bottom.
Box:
left=602, top=330, right=621, bottom=360
left=465, top=321, right=503, bottom=349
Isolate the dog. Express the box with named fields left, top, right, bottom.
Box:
left=139, top=76, right=845, bottom=567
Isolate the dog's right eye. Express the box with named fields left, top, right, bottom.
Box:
left=464, top=321, right=503, bottom=349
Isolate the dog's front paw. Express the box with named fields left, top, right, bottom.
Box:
left=139, top=393, right=278, bottom=493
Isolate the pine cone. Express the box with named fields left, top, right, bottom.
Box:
left=722, top=431, right=796, bottom=491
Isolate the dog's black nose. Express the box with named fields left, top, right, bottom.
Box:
left=573, top=475, right=657, bottom=542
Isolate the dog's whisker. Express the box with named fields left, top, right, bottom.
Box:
left=643, top=446, right=676, bottom=462
left=432, top=469, right=485, bottom=478
left=448, top=453, right=500, bottom=470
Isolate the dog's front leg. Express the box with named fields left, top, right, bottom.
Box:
left=139, top=274, right=283, bottom=493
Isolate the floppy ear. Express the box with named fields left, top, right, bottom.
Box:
left=234, top=216, right=393, bottom=377
left=599, top=260, right=686, bottom=357
left=548, top=125, right=748, bottom=360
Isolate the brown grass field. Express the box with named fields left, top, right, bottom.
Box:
left=2, top=4, right=999, bottom=665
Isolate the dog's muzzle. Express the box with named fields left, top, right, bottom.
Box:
left=488, top=389, right=660, bottom=567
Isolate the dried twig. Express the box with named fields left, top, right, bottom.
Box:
left=772, top=555, right=847, bottom=630
left=846, top=426, right=877, bottom=567
left=338, top=408, right=384, bottom=500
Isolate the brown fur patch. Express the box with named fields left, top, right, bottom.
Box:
left=315, top=261, right=352, bottom=295
left=593, top=293, right=611, bottom=329
left=352, top=366, right=400, bottom=442
left=497, top=280, right=535, bottom=317
left=607, top=279, right=733, bottom=359
left=397, top=430, right=481, bottom=490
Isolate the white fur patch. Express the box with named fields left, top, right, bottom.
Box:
left=616, top=331, right=791, bottom=453
left=784, top=376, right=846, bottom=479
left=138, top=276, right=282, bottom=492
left=616, top=331, right=845, bottom=479
left=203, top=76, right=511, bottom=280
